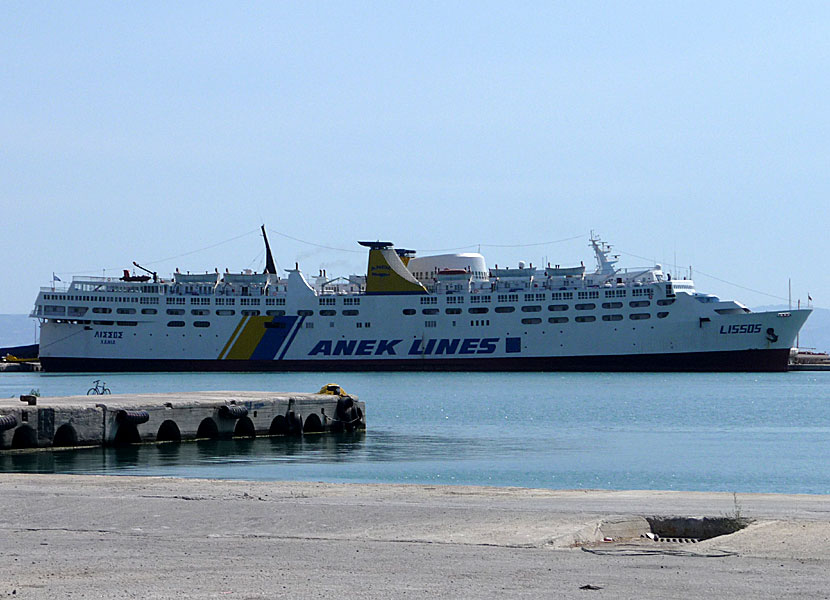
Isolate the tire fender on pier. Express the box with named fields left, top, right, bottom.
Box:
left=218, top=405, right=249, bottom=420
left=0, top=415, right=18, bottom=432
left=115, top=410, right=150, bottom=425
left=334, top=396, right=363, bottom=432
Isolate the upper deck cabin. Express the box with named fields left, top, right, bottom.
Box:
left=31, top=235, right=717, bottom=322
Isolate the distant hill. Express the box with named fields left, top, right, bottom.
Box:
left=0, top=314, right=37, bottom=348
left=755, top=305, right=830, bottom=353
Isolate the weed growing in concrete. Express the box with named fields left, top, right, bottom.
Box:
left=722, top=492, right=751, bottom=531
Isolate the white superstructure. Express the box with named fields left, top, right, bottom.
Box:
left=31, top=233, right=811, bottom=372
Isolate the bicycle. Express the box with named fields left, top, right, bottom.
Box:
left=87, top=379, right=111, bottom=395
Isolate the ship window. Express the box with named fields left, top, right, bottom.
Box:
left=548, top=317, right=569, bottom=324
left=657, top=311, right=669, bottom=318
left=216, top=309, right=236, bottom=316
left=629, top=300, right=650, bottom=308
left=92, top=307, right=112, bottom=314
left=402, top=309, right=416, bottom=315
left=470, top=295, right=491, bottom=303
left=167, top=321, right=185, bottom=327
left=265, top=310, right=284, bottom=316
left=116, top=321, right=137, bottom=326
left=575, top=315, right=596, bottom=322
left=242, top=310, right=261, bottom=316
left=497, top=294, right=519, bottom=303
left=93, top=320, right=114, bottom=325
left=68, top=306, right=88, bottom=317
left=657, top=299, right=675, bottom=306
left=167, top=309, right=184, bottom=315
left=548, top=304, right=568, bottom=312
left=551, top=292, right=573, bottom=300
left=422, top=308, right=439, bottom=315
left=495, top=306, right=515, bottom=313
left=191, top=309, right=209, bottom=316
left=117, top=308, right=136, bottom=314
left=297, top=310, right=313, bottom=316
left=602, top=314, right=623, bottom=321
left=342, top=309, right=359, bottom=316
left=343, top=297, right=360, bottom=305
left=602, top=302, right=623, bottom=309
left=521, top=318, right=542, bottom=324
left=319, top=310, right=336, bottom=316
left=305, top=322, right=314, bottom=328
left=141, top=308, right=157, bottom=315
left=575, top=303, right=595, bottom=310
left=715, top=308, right=746, bottom=315
left=319, top=297, right=336, bottom=306
left=445, top=308, right=461, bottom=315
left=521, top=305, right=542, bottom=312
left=425, top=320, right=437, bottom=327
left=420, top=297, right=438, bottom=305
left=630, top=313, right=651, bottom=320
left=468, top=307, right=489, bottom=314
left=578, top=291, right=600, bottom=300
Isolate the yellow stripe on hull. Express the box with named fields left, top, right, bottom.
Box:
left=225, top=316, right=272, bottom=360
left=218, top=315, right=250, bottom=359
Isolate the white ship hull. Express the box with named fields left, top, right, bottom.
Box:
left=32, top=233, right=812, bottom=372
left=37, top=293, right=809, bottom=372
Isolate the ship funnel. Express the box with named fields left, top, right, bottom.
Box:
left=358, top=242, right=427, bottom=295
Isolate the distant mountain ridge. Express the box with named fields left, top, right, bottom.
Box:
left=0, top=314, right=37, bottom=348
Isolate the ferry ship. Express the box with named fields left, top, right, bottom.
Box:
left=32, top=229, right=811, bottom=372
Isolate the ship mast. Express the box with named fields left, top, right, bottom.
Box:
left=262, top=225, right=277, bottom=275
left=589, top=234, right=619, bottom=276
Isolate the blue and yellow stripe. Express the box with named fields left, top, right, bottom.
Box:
left=220, top=316, right=299, bottom=361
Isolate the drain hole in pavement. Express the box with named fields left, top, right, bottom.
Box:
left=645, top=517, right=750, bottom=543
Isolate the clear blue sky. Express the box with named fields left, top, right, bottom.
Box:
left=2, top=1, right=828, bottom=314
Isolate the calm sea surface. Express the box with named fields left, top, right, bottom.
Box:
left=1, top=371, right=828, bottom=494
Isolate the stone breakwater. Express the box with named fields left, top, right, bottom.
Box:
left=0, top=390, right=365, bottom=450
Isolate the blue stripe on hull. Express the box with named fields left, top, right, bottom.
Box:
left=249, top=316, right=298, bottom=361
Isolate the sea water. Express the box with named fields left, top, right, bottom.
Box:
left=1, top=371, right=828, bottom=494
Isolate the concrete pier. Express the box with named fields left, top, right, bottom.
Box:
left=1, top=475, right=829, bottom=599
left=0, top=360, right=41, bottom=372
left=0, top=390, right=365, bottom=450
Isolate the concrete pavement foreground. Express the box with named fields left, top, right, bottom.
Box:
left=1, top=474, right=829, bottom=599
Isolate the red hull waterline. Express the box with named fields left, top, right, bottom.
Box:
left=40, top=348, right=791, bottom=373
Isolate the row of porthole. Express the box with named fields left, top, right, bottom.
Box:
left=533, top=313, right=669, bottom=324
left=416, top=310, right=671, bottom=321
left=404, top=301, right=674, bottom=316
